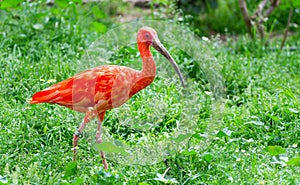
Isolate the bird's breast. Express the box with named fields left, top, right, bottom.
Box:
left=97, top=68, right=155, bottom=109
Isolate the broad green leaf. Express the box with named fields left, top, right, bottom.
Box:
left=96, top=141, right=127, bottom=155
left=51, top=7, right=62, bottom=15
left=203, top=153, right=213, bottom=163
left=216, top=130, right=226, bottom=137
left=64, top=162, right=77, bottom=179
left=55, top=0, right=69, bottom=8
left=1, top=0, right=22, bottom=9
left=181, top=150, right=197, bottom=155
left=266, top=146, right=286, bottom=156
left=90, top=22, right=107, bottom=33
left=139, top=182, right=150, bottom=185
left=72, top=0, right=82, bottom=3
left=287, top=156, right=300, bottom=166
left=267, top=114, right=280, bottom=121
left=91, top=5, right=106, bottom=19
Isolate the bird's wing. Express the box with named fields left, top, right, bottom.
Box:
left=30, top=65, right=129, bottom=111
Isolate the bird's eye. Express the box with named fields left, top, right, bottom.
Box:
left=145, top=33, right=149, bottom=38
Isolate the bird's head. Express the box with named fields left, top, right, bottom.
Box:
left=137, top=26, right=186, bottom=87
left=137, top=27, right=158, bottom=45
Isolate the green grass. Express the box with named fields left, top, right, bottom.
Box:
left=0, top=1, right=300, bottom=184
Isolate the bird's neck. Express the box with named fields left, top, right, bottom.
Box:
left=138, top=42, right=156, bottom=77
left=128, top=43, right=156, bottom=97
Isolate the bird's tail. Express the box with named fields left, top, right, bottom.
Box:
left=29, top=86, right=60, bottom=104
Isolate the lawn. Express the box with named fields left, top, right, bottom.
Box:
left=0, top=1, right=299, bottom=184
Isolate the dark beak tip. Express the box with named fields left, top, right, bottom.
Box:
left=181, top=79, right=187, bottom=88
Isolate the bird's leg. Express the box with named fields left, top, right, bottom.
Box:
left=96, top=112, right=108, bottom=170
left=73, top=122, right=86, bottom=161
left=73, top=109, right=95, bottom=161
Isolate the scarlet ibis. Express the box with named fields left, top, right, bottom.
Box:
left=30, top=27, right=185, bottom=169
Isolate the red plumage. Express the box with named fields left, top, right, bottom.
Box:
left=30, top=27, right=185, bottom=170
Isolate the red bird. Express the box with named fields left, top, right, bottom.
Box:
left=30, top=27, right=185, bottom=169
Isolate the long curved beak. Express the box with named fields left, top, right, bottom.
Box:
left=152, top=38, right=186, bottom=87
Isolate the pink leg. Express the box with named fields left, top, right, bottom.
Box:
left=96, top=112, right=108, bottom=170
left=73, top=110, right=95, bottom=161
